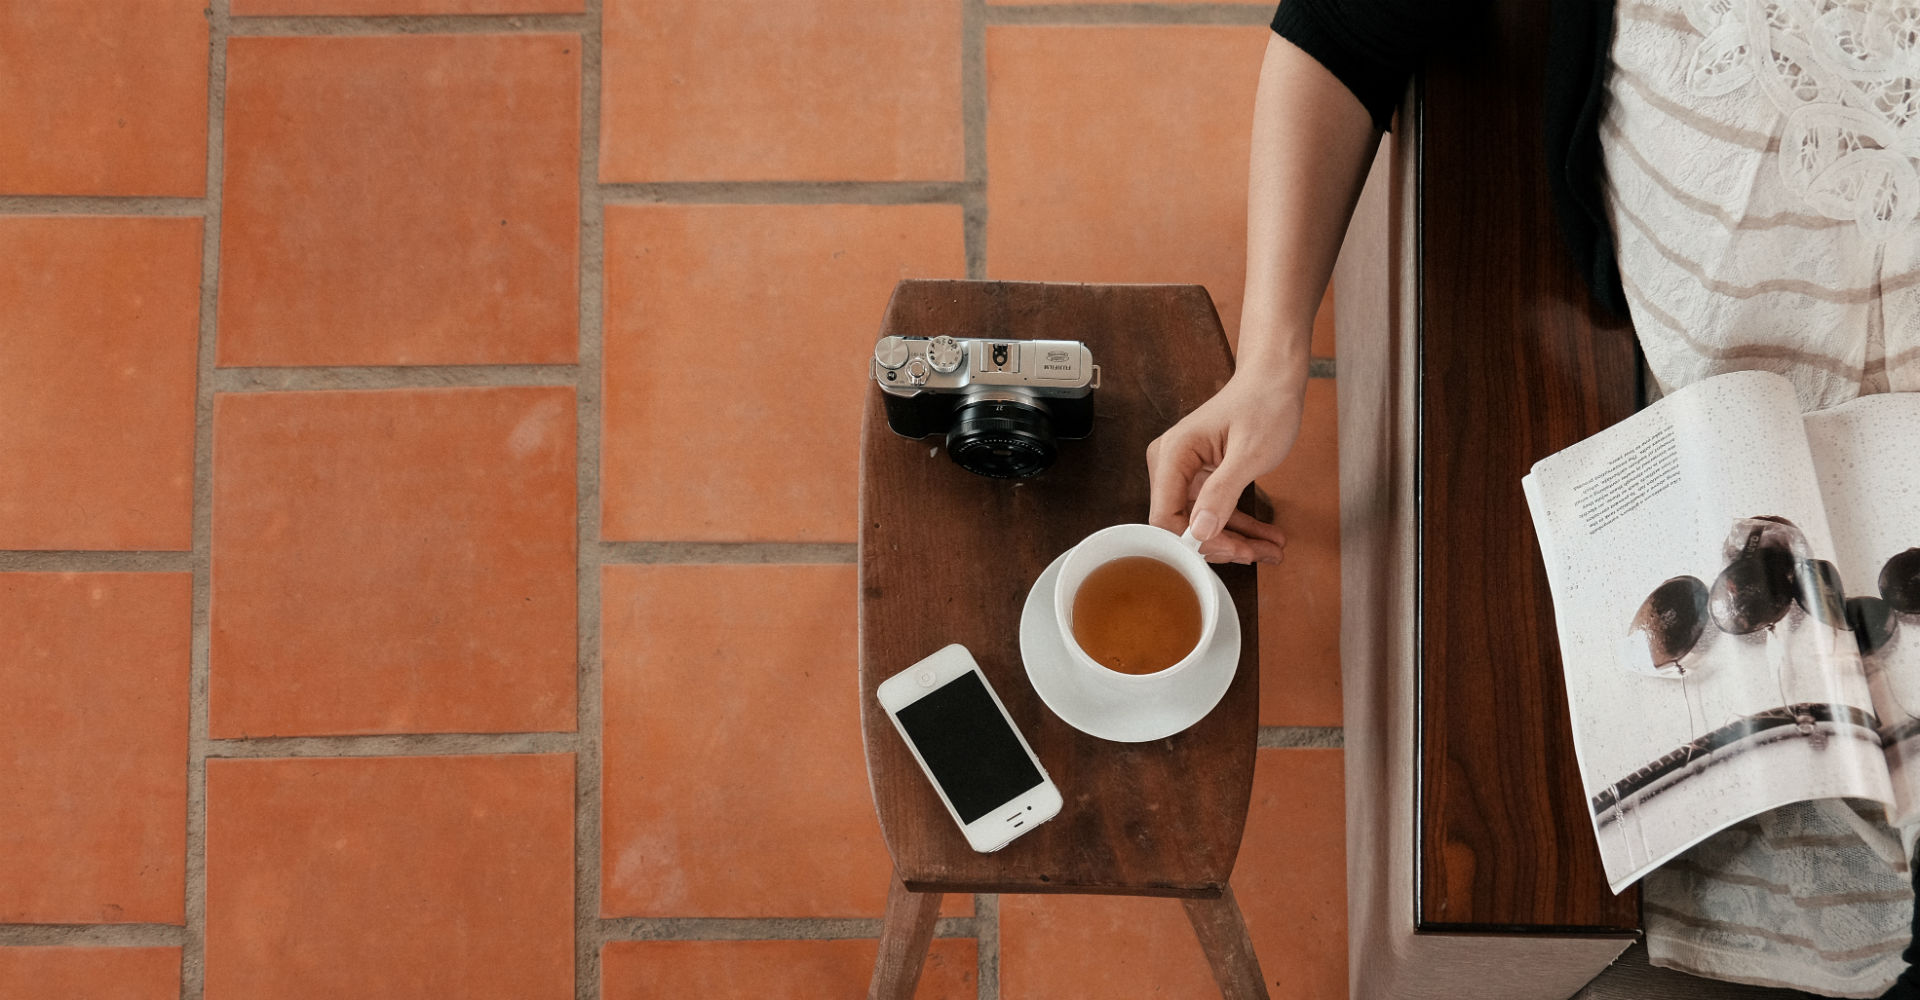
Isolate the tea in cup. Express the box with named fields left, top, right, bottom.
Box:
left=1052, top=524, right=1221, bottom=684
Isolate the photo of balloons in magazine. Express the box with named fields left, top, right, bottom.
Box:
left=1601, top=517, right=1920, bottom=828
left=1522, top=372, right=1920, bottom=890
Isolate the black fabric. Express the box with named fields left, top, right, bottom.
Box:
left=1269, top=0, right=1629, bottom=317
left=1267, top=0, right=1456, bottom=132
left=1268, top=0, right=1472, bottom=133
left=1543, top=0, right=1629, bottom=317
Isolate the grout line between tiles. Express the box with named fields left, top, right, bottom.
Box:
left=0, top=551, right=192, bottom=572
left=598, top=541, right=856, bottom=565
left=1256, top=725, right=1344, bottom=749
left=573, top=5, right=607, bottom=999
left=209, top=365, right=577, bottom=392
left=599, top=180, right=973, bottom=206
left=595, top=916, right=977, bottom=942
left=0, top=196, right=203, bottom=216
left=976, top=892, right=1000, bottom=1000
left=0, top=925, right=189, bottom=948
left=204, top=732, right=578, bottom=758
left=225, top=13, right=590, bottom=35
left=962, top=0, right=988, bottom=279
left=182, top=3, right=229, bottom=997
left=984, top=3, right=1274, bottom=26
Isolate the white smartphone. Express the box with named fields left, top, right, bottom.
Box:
left=876, top=644, right=1063, bottom=853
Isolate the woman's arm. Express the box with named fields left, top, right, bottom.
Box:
left=1145, top=31, right=1380, bottom=562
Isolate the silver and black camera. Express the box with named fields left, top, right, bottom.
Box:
left=871, top=335, right=1099, bottom=479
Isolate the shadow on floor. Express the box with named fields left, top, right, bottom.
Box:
left=1572, top=944, right=1822, bottom=1000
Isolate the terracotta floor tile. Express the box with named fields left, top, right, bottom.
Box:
left=205, top=754, right=574, bottom=1000
left=218, top=34, right=579, bottom=366
left=0, top=574, right=189, bottom=924
left=211, top=388, right=576, bottom=737
left=601, top=205, right=963, bottom=543
left=1311, top=280, right=1336, bottom=357
left=1000, top=749, right=1345, bottom=999
left=601, top=939, right=976, bottom=999
left=601, top=564, right=893, bottom=916
left=0, top=2, right=206, bottom=195
left=1255, top=378, right=1340, bottom=727
left=0, top=947, right=181, bottom=1000
left=1236, top=748, right=1348, bottom=999
left=600, top=0, right=962, bottom=182
left=1000, top=894, right=1218, bottom=1000
left=0, top=217, right=201, bottom=551
left=985, top=26, right=1267, bottom=344
left=235, top=0, right=579, bottom=12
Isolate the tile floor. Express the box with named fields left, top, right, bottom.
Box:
left=0, top=2, right=1344, bottom=997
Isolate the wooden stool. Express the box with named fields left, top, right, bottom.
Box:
left=858, top=280, right=1269, bottom=999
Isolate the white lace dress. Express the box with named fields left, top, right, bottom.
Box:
left=1607, top=0, right=1919, bottom=408
left=1602, top=1, right=1920, bottom=994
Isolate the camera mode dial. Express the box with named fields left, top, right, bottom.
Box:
left=872, top=336, right=910, bottom=370
left=926, top=336, right=965, bottom=374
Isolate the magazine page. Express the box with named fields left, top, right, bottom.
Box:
left=1524, top=370, right=1890, bottom=893
left=1804, top=392, right=1920, bottom=824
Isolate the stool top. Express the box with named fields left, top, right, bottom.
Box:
left=858, top=279, right=1259, bottom=897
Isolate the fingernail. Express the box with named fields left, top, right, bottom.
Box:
left=1191, top=509, right=1221, bottom=542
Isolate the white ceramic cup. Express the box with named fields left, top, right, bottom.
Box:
left=1052, top=523, right=1221, bottom=689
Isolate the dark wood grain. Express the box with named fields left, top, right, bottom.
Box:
left=859, top=279, right=1259, bottom=897
left=1183, top=886, right=1272, bottom=1000
left=1414, top=2, right=1643, bottom=931
left=867, top=872, right=942, bottom=1000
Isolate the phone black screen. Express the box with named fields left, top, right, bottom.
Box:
left=895, top=670, right=1044, bottom=824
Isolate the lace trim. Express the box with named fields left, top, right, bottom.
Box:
left=1683, top=0, right=1920, bottom=239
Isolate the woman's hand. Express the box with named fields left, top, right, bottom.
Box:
left=1145, top=370, right=1301, bottom=564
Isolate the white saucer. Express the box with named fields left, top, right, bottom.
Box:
left=1019, top=551, right=1240, bottom=742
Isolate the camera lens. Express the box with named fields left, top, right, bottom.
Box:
left=946, top=394, right=1056, bottom=479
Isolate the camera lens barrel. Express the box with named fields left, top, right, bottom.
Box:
left=945, top=394, right=1056, bottom=479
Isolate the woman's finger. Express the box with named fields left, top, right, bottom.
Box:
left=1187, top=454, right=1259, bottom=543
left=1225, top=509, right=1287, bottom=548
left=1197, top=528, right=1285, bottom=565
left=1187, top=471, right=1286, bottom=542
left=1147, top=434, right=1206, bottom=532
left=1238, top=535, right=1286, bottom=564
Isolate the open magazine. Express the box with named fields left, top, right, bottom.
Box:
left=1523, top=371, right=1920, bottom=893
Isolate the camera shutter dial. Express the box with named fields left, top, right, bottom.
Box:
left=873, top=336, right=911, bottom=370
left=926, top=335, right=966, bottom=374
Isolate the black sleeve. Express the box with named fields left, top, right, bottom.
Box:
left=1270, top=0, right=1472, bottom=131
left=1544, top=0, right=1629, bottom=317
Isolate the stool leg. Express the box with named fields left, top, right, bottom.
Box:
left=868, top=870, right=943, bottom=1000
left=1183, top=884, right=1271, bottom=1000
